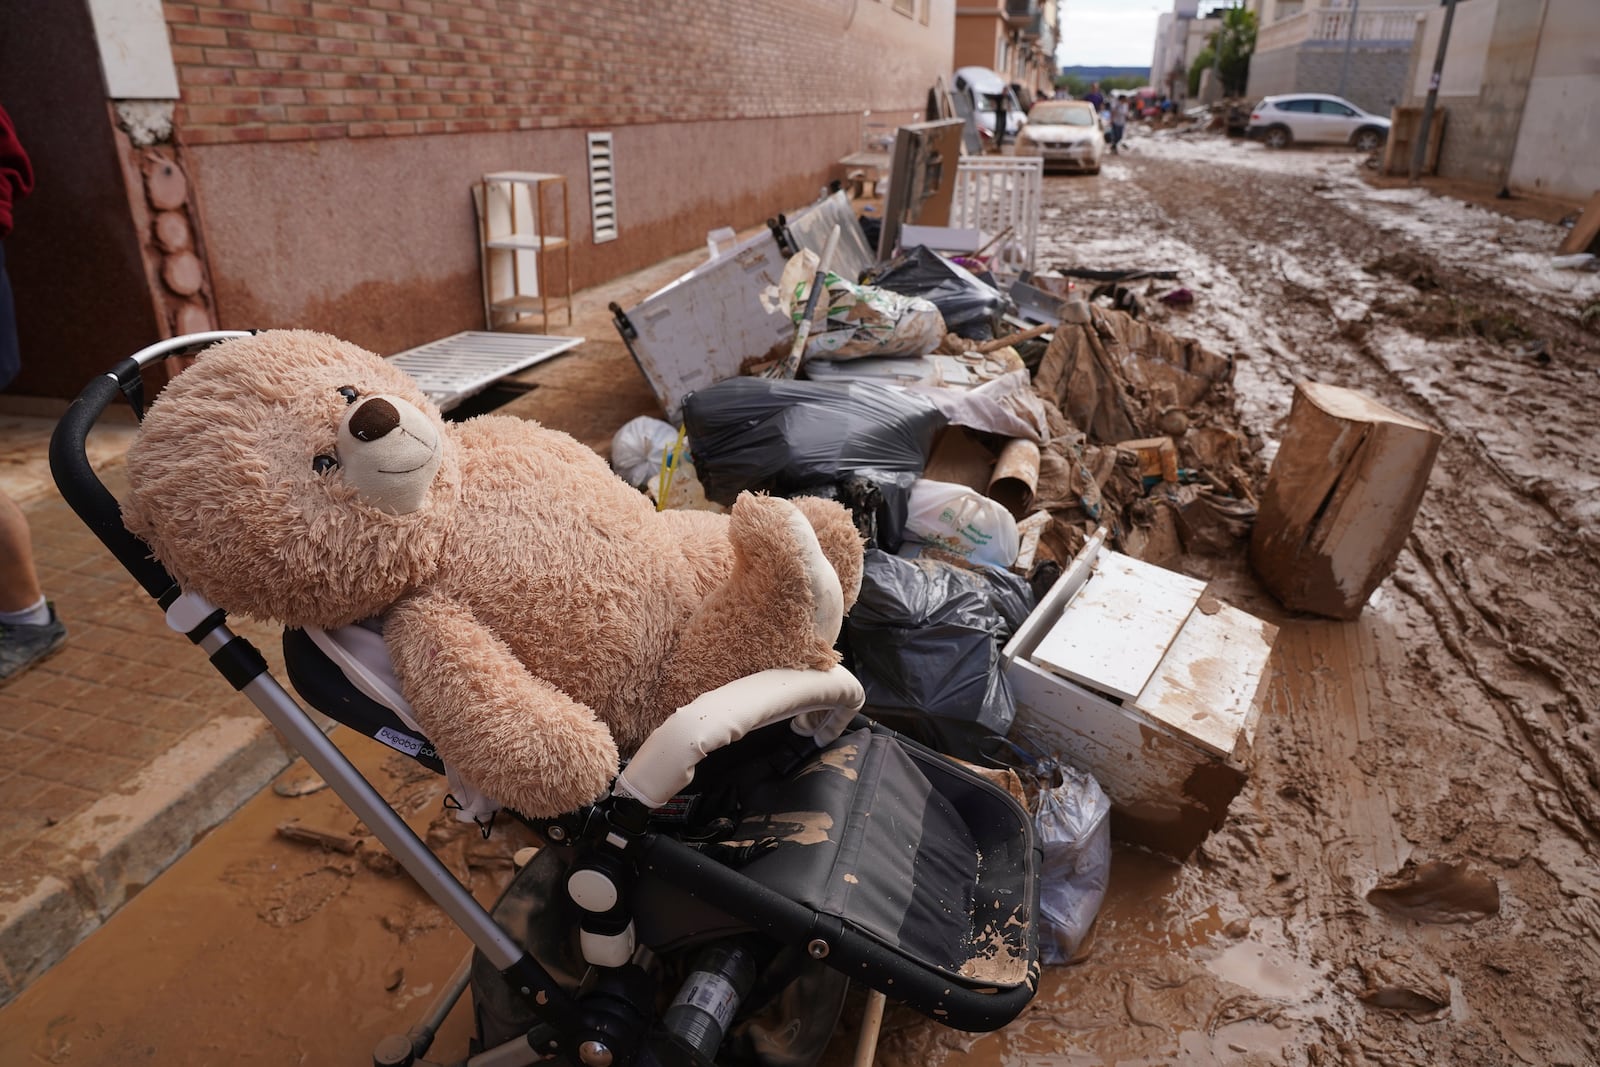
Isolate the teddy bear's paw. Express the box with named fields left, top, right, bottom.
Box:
left=729, top=493, right=844, bottom=646
left=497, top=740, right=619, bottom=820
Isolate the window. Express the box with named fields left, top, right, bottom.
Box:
left=1030, top=104, right=1095, bottom=126
left=1279, top=99, right=1318, bottom=113
left=1318, top=101, right=1357, bottom=116
left=893, top=0, right=913, bottom=14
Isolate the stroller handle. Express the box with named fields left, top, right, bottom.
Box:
left=49, top=332, right=253, bottom=602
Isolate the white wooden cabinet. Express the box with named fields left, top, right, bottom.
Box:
left=1003, top=530, right=1278, bottom=860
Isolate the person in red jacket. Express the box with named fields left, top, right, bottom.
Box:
left=0, top=103, right=67, bottom=681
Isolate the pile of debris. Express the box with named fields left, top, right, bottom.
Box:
left=607, top=187, right=1270, bottom=802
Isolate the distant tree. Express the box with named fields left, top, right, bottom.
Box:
left=1100, top=74, right=1148, bottom=93
left=1213, top=7, right=1257, bottom=96
left=1187, top=47, right=1214, bottom=98
left=1057, top=74, right=1089, bottom=98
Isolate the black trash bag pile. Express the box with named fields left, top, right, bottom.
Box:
left=682, top=376, right=945, bottom=520
left=842, top=549, right=1036, bottom=762
left=865, top=245, right=1013, bottom=342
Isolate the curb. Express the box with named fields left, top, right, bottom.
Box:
left=0, top=715, right=292, bottom=1005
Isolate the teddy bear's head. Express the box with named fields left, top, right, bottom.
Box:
left=123, top=330, right=462, bottom=628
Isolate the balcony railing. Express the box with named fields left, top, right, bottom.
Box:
left=1005, top=0, right=1039, bottom=25
left=1256, top=5, right=1423, bottom=52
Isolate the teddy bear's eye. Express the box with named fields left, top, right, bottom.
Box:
left=312, top=454, right=339, bottom=475
left=337, top=386, right=359, bottom=404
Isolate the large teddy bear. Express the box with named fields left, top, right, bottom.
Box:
left=122, top=330, right=864, bottom=818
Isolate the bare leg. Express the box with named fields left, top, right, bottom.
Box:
left=0, top=488, right=42, bottom=613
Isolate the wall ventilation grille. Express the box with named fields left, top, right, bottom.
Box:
left=587, top=132, right=617, bottom=243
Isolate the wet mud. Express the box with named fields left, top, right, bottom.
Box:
left=853, top=136, right=1599, bottom=1066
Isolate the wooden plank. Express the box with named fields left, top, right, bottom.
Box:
left=1002, top=526, right=1106, bottom=666
left=1029, top=552, right=1205, bottom=701
left=1133, top=598, right=1278, bottom=759
left=1558, top=190, right=1600, bottom=256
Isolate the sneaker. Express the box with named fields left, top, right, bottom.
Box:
left=0, top=606, right=67, bottom=682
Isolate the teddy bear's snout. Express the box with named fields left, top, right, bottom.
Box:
left=349, top=397, right=400, bottom=442
left=335, top=393, right=443, bottom=515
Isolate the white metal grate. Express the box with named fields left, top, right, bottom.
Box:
left=587, top=132, right=617, bottom=243
left=386, top=331, right=583, bottom=411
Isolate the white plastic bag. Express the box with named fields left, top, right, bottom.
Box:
left=611, top=416, right=682, bottom=488
left=903, top=479, right=1020, bottom=568
left=1035, top=761, right=1112, bottom=964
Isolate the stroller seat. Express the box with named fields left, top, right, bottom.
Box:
left=281, top=622, right=1039, bottom=1021
left=727, top=727, right=1033, bottom=987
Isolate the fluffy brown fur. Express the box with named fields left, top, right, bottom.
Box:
left=123, top=331, right=863, bottom=818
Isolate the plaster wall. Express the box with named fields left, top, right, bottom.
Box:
left=955, top=14, right=1007, bottom=73
left=1246, top=44, right=1301, bottom=99
left=192, top=113, right=863, bottom=357
left=1507, top=0, right=1600, bottom=202
left=1420, top=0, right=1545, bottom=192
left=1411, top=0, right=1498, bottom=98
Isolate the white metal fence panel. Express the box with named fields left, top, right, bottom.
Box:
left=387, top=331, right=583, bottom=411
left=951, top=157, right=1042, bottom=276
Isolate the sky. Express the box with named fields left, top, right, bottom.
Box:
left=1056, top=0, right=1233, bottom=69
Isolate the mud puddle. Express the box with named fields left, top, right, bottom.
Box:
left=0, top=735, right=538, bottom=1065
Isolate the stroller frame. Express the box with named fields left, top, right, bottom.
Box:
left=51, top=332, right=1041, bottom=1067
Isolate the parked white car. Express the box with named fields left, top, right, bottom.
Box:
left=953, top=66, right=1025, bottom=148
left=1015, top=100, right=1106, bottom=174
left=1247, top=93, right=1390, bottom=151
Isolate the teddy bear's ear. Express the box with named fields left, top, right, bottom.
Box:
left=124, top=331, right=457, bottom=627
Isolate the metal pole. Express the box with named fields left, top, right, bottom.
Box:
left=1337, top=0, right=1361, bottom=100
left=1409, top=0, right=1458, bottom=183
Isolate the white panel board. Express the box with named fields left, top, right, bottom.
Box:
left=620, top=230, right=795, bottom=423
left=87, top=0, right=181, bottom=99
left=1029, top=553, right=1205, bottom=702
left=1134, top=600, right=1278, bottom=759
left=387, top=332, right=582, bottom=412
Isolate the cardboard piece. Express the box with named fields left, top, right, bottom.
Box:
left=1118, top=437, right=1178, bottom=486
left=922, top=426, right=996, bottom=493
left=1558, top=190, right=1600, bottom=256
left=1250, top=381, right=1442, bottom=620
left=988, top=438, right=1041, bottom=518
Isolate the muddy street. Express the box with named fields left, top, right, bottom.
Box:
left=3, top=136, right=1598, bottom=1067
left=924, top=134, right=1600, bottom=1065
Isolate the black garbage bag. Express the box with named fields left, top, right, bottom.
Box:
left=865, top=245, right=1012, bottom=341
left=682, top=377, right=946, bottom=507
left=789, top=469, right=918, bottom=553
left=843, top=549, right=1035, bottom=760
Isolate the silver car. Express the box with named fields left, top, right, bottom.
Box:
left=1247, top=93, right=1390, bottom=151
left=1015, top=100, right=1107, bottom=174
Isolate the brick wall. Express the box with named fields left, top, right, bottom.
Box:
left=163, top=0, right=947, bottom=146
left=157, top=0, right=954, bottom=360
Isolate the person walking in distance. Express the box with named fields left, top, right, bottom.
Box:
left=0, top=103, right=67, bottom=682
left=1109, top=95, right=1130, bottom=155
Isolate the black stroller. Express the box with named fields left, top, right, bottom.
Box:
left=50, top=332, right=1042, bottom=1067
